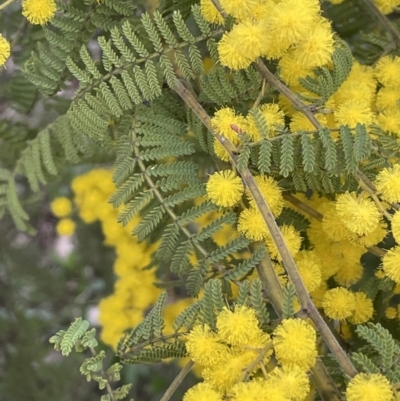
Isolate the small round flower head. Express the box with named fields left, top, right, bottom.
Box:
left=200, top=0, right=224, bottom=24
left=334, top=80, right=374, bottom=110
left=374, top=0, right=400, bottom=13
left=322, top=287, right=356, bottom=321
left=269, top=365, right=310, bottom=401
left=0, top=34, right=10, bottom=66
left=56, top=218, right=76, bottom=236
left=382, top=246, right=400, bottom=283
left=321, top=204, right=353, bottom=241
left=246, top=104, right=285, bottom=140
left=274, top=262, right=288, bottom=286
left=50, top=197, right=73, bottom=218
left=348, top=220, right=388, bottom=248
left=375, top=55, right=400, bottom=86
left=334, top=262, right=363, bottom=287
left=238, top=207, right=269, bottom=241
left=265, top=225, right=302, bottom=261
left=385, top=306, right=397, bottom=319
left=185, top=324, right=229, bottom=366
left=216, top=305, right=264, bottom=346
left=349, top=292, right=374, bottom=324
left=295, top=250, right=322, bottom=292
left=377, top=109, right=400, bottom=136
left=219, top=0, right=260, bottom=20
left=375, top=164, right=400, bottom=203
left=335, top=100, right=374, bottom=127
left=278, top=51, right=313, bottom=86
left=218, top=31, right=253, bottom=70
left=273, top=318, right=317, bottom=370
left=206, top=170, right=244, bottom=207
left=183, top=382, right=222, bottom=401
left=346, top=373, right=394, bottom=401
left=22, top=0, right=57, bottom=25
left=227, top=20, right=266, bottom=62
left=264, top=0, right=320, bottom=50
left=376, top=87, right=400, bottom=111
left=335, top=192, right=380, bottom=236
left=292, top=18, right=334, bottom=69
left=391, top=211, right=400, bottom=244
left=246, top=175, right=283, bottom=216
left=229, top=380, right=266, bottom=401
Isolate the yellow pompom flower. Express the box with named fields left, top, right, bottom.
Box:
left=385, top=306, right=397, bottom=319
left=323, top=287, right=356, bottom=320
left=278, top=51, right=313, bottom=86
left=321, top=204, right=353, bottom=241
left=382, top=246, right=400, bottom=283
left=269, top=365, right=310, bottom=401
left=265, top=225, right=302, bottom=261
left=56, top=218, right=76, bottom=236
left=238, top=207, right=269, bottom=241
left=335, top=192, right=380, bottom=236
left=273, top=318, right=317, bottom=370
left=218, top=31, right=253, bottom=70
left=219, top=0, right=260, bottom=20
left=50, top=197, right=73, bottom=218
left=0, top=34, right=10, bottom=66
left=376, top=87, right=400, bottom=111
left=375, top=164, right=400, bottom=203
left=230, top=380, right=269, bottom=401
left=185, top=324, right=230, bottom=366
left=290, top=111, right=327, bottom=132
left=375, top=55, right=400, bottom=87
left=334, top=262, right=363, bottom=287
left=374, top=0, right=400, bottom=14
left=183, top=382, right=222, bottom=401
left=246, top=103, right=285, bottom=140
left=295, top=250, right=322, bottom=292
left=292, top=18, right=334, bottom=68
left=246, top=175, right=283, bottom=216
left=377, top=109, right=400, bottom=137
left=348, top=221, right=388, bottom=248
left=216, top=305, right=264, bottom=346
left=391, top=211, right=400, bottom=244
left=335, top=100, right=374, bottom=127
left=22, top=0, right=57, bottom=25
left=206, top=170, right=244, bottom=207
left=200, top=0, right=224, bottom=24
left=346, top=373, right=394, bottom=401
left=349, top=292, right=374, bottom=324
left=264, top=0, right=320, bottom=50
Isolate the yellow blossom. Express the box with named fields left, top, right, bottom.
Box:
left=50, top=197, right=73, bottom=218
left=273, top=318, right=317, bottom=370
left=56, top=218, right=76, bottom=236
left=183, top=382, right=222, bottom=401
left=334, top=262, right=364, bottom=287
left=346, top=373, right=394, bottom=401
left=218, top=31, right=253, bottom=70
left=269, top=365, right=310, bottom=401
left=349, top=292, right=374, bottom=324
left=0, top=34, right=10, bottom=66
left=375, top=164, right=400, bottom=203
left=292, top=18, right=334, bottom=68
left=335, top=100, right=374, bottom=127
left=323, top=287, right=356, bottom=321
left=22, top=0, right=57, bottom=25
left=376, top=87, right=400, bottom=111
left=265, top=225, right=302, bottom=261
left=206, top=170, right=244, bottom=207
left=385, top=306, right=397, bottom=319
left=375, top=55, right=400, bottom=86
left=216, top=305, right=264, bottom=346
left=382, top=246, right=400, bottom=283
left=238, top=207, right=269, bottom=241
left=200, top=0, right=224, bottom=24
left=278, top=51, right=314, bottom=86
left=377, top=109, right=400, bottom=136
left=219, top=0, right=260, bottom=20
left=246, top=175, right=283, bottom=216
left=335, top=192, right=380, bottom=236
left=295, top=250, right=322, bottom=292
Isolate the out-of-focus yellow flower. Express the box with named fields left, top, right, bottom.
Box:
left=56, top=218, right=76, bottom=236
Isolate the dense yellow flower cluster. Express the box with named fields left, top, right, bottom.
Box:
left=71, top=169, right=161, bottom=348
left=184, top=309, right=314, bottom=400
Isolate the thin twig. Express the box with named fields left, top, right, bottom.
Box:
left=0, top=0, right=16, bottom=11
left=159, top=360, right=194, bottom=401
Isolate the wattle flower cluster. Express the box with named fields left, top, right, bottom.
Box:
left=184, top=308, right=314, bottom=400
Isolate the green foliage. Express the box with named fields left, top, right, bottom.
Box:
left=282, top=283, right=297, bottom=319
